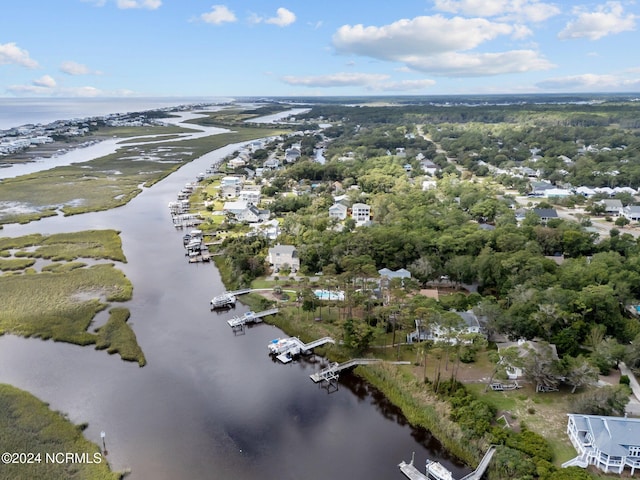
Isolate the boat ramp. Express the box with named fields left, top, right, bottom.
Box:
left=226, top=308, right=279, bottom=333
left=399, top=446, right=496, bottom=480
left=268, top=336, right=335, bottom=364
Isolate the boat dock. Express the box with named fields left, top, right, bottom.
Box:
left=268, top=336, right=335, bottom=363
left=399, top=446, right=496, bottom=480
left=210, top=293, right=237, bottom=310
left=227, top=308, right=279, bottom=333
left=309, top=358, right=411, bottom=384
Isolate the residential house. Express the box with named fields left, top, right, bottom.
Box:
left=496, top=340, right=559, bottom=380
left=284, top=146, right=301, bottom=163
left=236, top=205, right=263, bottom=223
left=239, top=189, right=261, bottom=205
left=530, top=181, right=555, bottom=196
left=378, top=267, right=412, bottom=289
left=263, top=158, right=280, bottom=169
left=600, top=199, right=624, bottom=216
left=350, top=203, right=372, bottom=226
left=543, top=188, right=572, bottom=198
left=532, top=208, right=559, bottom=224
left=228, top=157, right=246, bottom=169
left=267, top=244, right=300, bottom=272
left=623, top=206, right=640, bottom=222
left=420, top=159, right=440, bottom=176
left=328, top=203, right=348, bottom=220
left=407, top=310, right=482, bottom=344
left=564, top=414, right=640, bottom=475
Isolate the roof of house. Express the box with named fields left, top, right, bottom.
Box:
left=455, top=310, right=480, bottom=329
left=268, top=244, right=297, bottom=256
left=378, top=268, right=411, bottom=279
left=351, top=202, right=370, bottom=209
left=329, top=203, right=348, bottom=212
left=601, top=199, right=623, bottom=209
left=532, top=208, right=559, bottom=219
left=569, top=414, right=640, bottom=457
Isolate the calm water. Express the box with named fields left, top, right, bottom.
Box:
left=0, top=110, right=469, bottom=480
left=0, top=97, right=231, bottom=130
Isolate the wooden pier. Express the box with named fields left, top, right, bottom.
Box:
left=309, top=358, right=411, bottom=384
left=226, top=308, right=279, bottom=333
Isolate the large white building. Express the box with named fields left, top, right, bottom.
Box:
left=564, top=414, right=640, bottom=475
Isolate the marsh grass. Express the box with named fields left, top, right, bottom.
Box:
left=0, top=258, right=36, bottom=271
left=95, top=308, right=146, bottom=366
left=0, top=263, right=131, bottom=344
left=0, top=230, right=144, bottom=364
left=0, top=384, right=121, bottom=480
left=0, top=127, right=288, bottom=225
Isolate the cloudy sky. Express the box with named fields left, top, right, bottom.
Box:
left=1, top=0, right=639, bottom=97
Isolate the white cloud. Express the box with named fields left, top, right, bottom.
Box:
left=433, top=0, right=561, bottom=23
left=281, top=72, right=390, bottom=87
left=201, top=5, right=237, bottom=25
left=333, top=16, right=514, bottom=58
left=558, top=2, right=636, bottom=40
left=116, top=0, right=161, bottom=9
left=60, top=61, right=101, bottom=76
left=6, top=82, right=110, bottom=97
left=280, top=72, right=437, bottom=91
left=332, top=16, right=552, bottom=76
left=33, top=75, right=57, bottom=88
left=536, top=73, right=640, bottom=90
left=406, top=50, right=554, bottom=76
left=251, top=7, right=297, bottom=27
left=266, top=7, right=296, bottom=27
left=0, top=42, right=39, bottom=68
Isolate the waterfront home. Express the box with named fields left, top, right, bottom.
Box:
left=267, top=245, right=300, bottom=273
left=328, top=203, right=348, bottom=220
left=350, top=203, right=372, bottom=226
left=407, top=310, right=482, bottom=344
left=564, top=414, right=640, bottom=475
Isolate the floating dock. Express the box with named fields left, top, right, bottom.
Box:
left=268, top=336, right=335, bottom=363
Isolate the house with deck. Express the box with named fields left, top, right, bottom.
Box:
left=267, top=244, right=300, bottom=273
left=564, top=414, right=640, bottom=475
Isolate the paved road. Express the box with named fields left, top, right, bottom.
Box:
left=620, top=362, right=640, bottom=416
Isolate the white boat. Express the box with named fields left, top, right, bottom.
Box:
left=268, top=337, right=301, bottom=355
left=210, top=293, right=236, bottom=309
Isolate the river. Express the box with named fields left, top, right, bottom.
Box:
left=0, top=108, right=469, bottom=480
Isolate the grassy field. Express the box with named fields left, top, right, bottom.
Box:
left=0, top=384, right=122, bottom=480
left=0, top=125, right=288, bottom=225
left=0, top=230, right=142, bottom=364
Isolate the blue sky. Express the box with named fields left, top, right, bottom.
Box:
left=1, top=0, right=639, bottom=97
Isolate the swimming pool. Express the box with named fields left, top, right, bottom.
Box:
left=314, top=289, right=345, bottom=301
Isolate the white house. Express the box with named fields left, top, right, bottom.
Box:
left=329, top=203, right=348, bottom=220
left=564, top=414, right=640, bottom=475
left=420, top=159, right=440, bottom=176
left=407, top=310, right=482, bottom=344
left=350, top=203, right=372, bottom=226
left=239, top=189, right=261, bottom=205
left=496, top=340, right=559, bottom=380
left=623, top=206, right=640, bottom=221
left=267, top=244, right=300, bottom=272
left=600, top=199, right=624, bottom=216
